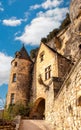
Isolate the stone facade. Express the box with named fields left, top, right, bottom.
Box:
left=6, top=0, right=81, bottom=129
left=30, top=0, right=81, bottom=128
left=30, top=43, right=72, bottom=119
left=46, top=56, right=81, bottom=129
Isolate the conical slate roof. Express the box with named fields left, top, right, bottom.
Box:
left=15, top=45, right=31, bottom=61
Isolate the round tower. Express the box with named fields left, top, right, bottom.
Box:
left=6, top=45, right=33, bottom=108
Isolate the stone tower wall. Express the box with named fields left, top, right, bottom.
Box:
left=6, top=58, right=33, bottom=107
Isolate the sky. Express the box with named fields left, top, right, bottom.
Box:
left=0, top=0, right=71, bottom=108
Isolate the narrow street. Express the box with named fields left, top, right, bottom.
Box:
left=19, top=120, right=53, bottom=130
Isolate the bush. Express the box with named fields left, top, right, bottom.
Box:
left=59, top=13, right=71, bottom=31
left=40, top=13, right=71, bottom=43
left=4, top=102, right=34, bottom=120
left=30, top=48, right=39, bottom=59
left=41, top=37, right=47, bottom=43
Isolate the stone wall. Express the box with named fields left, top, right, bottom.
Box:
left=35, top=43, right=58, bottom=100
left=6, top=58, right=33, bottom=107
left=45, top=57, right=81, bottom=129
left=57, top=54, right=72, bottom=78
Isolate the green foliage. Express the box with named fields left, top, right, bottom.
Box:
left=41, top=29, right=59, bottom=43
left=41, top=13, right=71, bottom=43
left=41, top=37, right=47, bottom=43
left=59, top=13, right=71, bottom=31
left=4, top=109, right=13, bottom=120
left=30, top=48, right=39, bottom=59
left=4, top=102, right=34, bottom=120
left=47, top=29, right=59, bottom=41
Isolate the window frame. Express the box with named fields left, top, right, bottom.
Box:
left=45, top=65, right=51, bottom=80
left=12, top=73, right=16, bottom=82
left=14, top=62, right=17, bottom=67
left=10, top=93, right=15, bottom=105
left=40, top=51, right=44, bottom=62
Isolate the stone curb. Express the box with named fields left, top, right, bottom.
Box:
left=14, top=115, right=21, bottom=130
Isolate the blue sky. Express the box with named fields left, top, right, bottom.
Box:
left=0, top=0, right=70, bottom=108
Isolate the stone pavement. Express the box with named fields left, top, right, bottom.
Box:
left=19, top=120, right=53, bottom=130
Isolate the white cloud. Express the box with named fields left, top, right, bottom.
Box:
left=8, top=0, right=16, bottom=5
left=30, top=0, right=63, bottom=10
left=2, top=17, right=23, bottom=27
left=14, top=31, right=21, bottom=36
left=0, top=2, right=4, bottom=12
left=15, top=7, right=68, bottom=45
left=30, top=4, right=41, bottom=10
left=0, top=7, right=4, bottom=11
left=2, top=17, right=27, bottom=27
left=0, top=52, right=13, bottom=86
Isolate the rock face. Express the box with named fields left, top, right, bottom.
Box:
left=51, top=0, right=81, bottom=63
left=70, top=0, right=81, bottom=22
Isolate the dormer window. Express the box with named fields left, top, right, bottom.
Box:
left=40, top=51, right=44, bottom=62
left=12, top=73, right=16, bottom=82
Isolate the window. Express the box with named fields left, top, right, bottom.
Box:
left=45, top=65, right=51, bottom=80
left=40, top=51, right=44, bottom=62
left=79, top=44, right=81, bottom=49
left=40, top=54, right=44, bottom=62
left=10, top=93, right=15, bottom=105
left=14, top=62, right=17, bottom=67
left=77, top=96, right=81, bottom=106
left=12, top=73, right=16, bottom=82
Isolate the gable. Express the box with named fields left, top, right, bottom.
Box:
left=36, top=43, right=56, bottom=63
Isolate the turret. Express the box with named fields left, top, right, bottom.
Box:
left=6, top=45, right=33, bottom=108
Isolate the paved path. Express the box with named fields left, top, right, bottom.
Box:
left=19, top=120, right=53, bottom=130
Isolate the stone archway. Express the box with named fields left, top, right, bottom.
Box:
left=30, top=98, right=45, bottom=119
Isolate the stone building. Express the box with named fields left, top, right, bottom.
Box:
left=6, top=0, right=81, bottom=129
left=6, top=45, right=33, bottom=107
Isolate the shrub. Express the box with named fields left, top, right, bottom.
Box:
left=30, top=48, right=39, bottom=59
left=4, top=102, right=34, bottom=120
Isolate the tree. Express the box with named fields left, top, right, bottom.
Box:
left=30, top=48, right=39, bottom=59
left=4, top=102, right=34, bottom=120
left=41, top=37, right=47, bottom=43
left=60, top=13, right=71, bottom=30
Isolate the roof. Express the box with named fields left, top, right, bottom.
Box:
left=34, top=42, right=72, bottom=65
left=42, top=42, right=72, bottom=62
left=15, top=45, right=32, bottom=61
